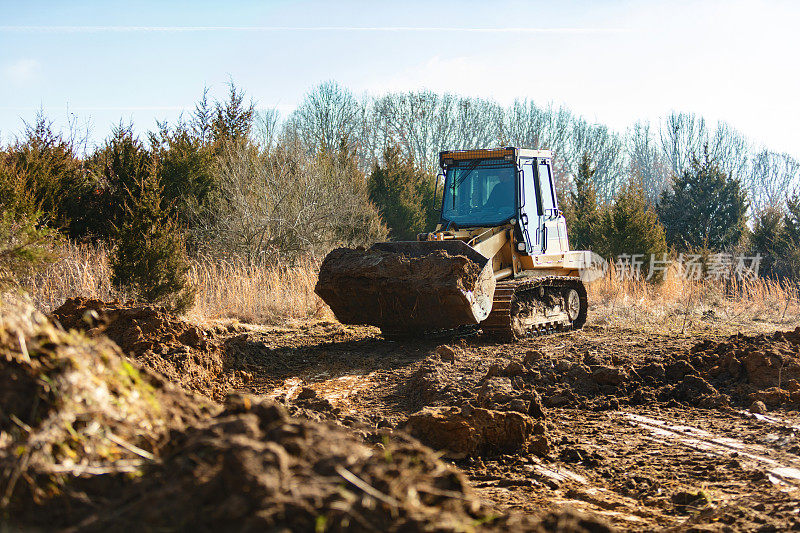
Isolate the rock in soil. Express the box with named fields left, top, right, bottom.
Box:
left=404, top=405, right=538, bottom=458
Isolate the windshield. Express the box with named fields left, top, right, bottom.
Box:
left=441, top=160, right=516, bottom=227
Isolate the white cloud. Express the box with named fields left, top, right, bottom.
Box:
left=0, top=25, right=631, bottom=34
left=4, top=59, right=40, bottom=85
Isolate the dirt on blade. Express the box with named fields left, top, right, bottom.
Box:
left=315, top=246, right=492, bottom=333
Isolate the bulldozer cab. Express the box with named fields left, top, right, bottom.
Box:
left=439, top=147, right=569, bottom=255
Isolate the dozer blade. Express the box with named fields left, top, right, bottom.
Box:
left=315, top=240, right=496, bottom=334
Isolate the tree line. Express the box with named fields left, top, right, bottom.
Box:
left=1, top=81, right=799, bottom=311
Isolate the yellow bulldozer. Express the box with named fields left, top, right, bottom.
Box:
left=315, top=147, right=593, bottom=340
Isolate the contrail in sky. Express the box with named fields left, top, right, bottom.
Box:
left=0, top=25, right=631, bottom=34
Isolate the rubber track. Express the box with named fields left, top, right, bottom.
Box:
left=481, top=276, right=588, bottom=341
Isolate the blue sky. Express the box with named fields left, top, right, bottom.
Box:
left=1, top=0, right=799, bottom=158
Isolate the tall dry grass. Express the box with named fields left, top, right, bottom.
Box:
left=587, top=265, right=799, bottom=334
left=187, top=255, right=330, bottom=323
left=21, top=242, right=800, bottom=333
left=23, top=241, right=330, bottom=324
left=24, top=241, right=121, bottom=312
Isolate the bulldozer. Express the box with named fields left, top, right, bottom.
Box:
left=315, top=147, right=593, bottom=340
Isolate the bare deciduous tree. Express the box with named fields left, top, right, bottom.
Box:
left=566, top=119, right=625, bottom=202
left=201, top=141, right=386, bottom=263
left=746, top=150, right=800, bottom=215
left=626, top=120, right=670, bottom=203
left=291, top=81, right=364, bottom=155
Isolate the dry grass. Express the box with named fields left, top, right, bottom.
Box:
left=186, top=255, right=331, bottom=324
left=22, top=241, right=330, bottom=324
left=20, top=242, right=800, bottom=334
left=587, top=266, right=800, bottom=336
left=24, top=241, right=121, bottom=312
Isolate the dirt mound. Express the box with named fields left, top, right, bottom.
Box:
left=51, top=297, right=236, bottom=400
left=690, top=327, right=800, bottom=406
left=0, top=297, right=211, bottom=521
left=315, top=244, right=494, bottom=332
left=3, top=301, right=540, bottom=531
left=79, top=394, right=507, bottom=532
left=406, top=357, right=471, bottom=409
left=404, top=405, right=547, bottom=459
left=500, top=328, right=800, bottom=412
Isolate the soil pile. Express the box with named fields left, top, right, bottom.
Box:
left=81, top=394, right=511, bottom=532
left=3, top=301, right=546, bottom=531
left=315, top=245, right=494, bottom=333
left=691, top=326, right=800, bottom=407
left=471, top=328, right=800, bottom=412
left=0, top=297, right=211, bottom=523
left=51, top=297, right=236, bottom=400
left=406, top=354, right=549, bottom=416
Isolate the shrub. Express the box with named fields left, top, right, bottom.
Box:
left=368, top=146, right=437, bottom=240
left=750, top=207, right=787, bottom=279
left=0, top=209, right=57, bottom=288
left=110, top=163, right=194, bottom=312
left=752, top=195, right=800, bottom=281
left=658, top=148, right=748, bottom=251
left=201, top=139, right=386, bottom=262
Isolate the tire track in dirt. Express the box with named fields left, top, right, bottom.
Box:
left=623, top=412, right=800, bottom=488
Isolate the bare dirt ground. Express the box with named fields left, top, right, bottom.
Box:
left=218, top=317, right=800, bottom=531
left=4, top=296, right=800, bottom=531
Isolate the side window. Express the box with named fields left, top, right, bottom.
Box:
left=522, top=160, right=541, bottom=216
left=537, top=160, right=557, bottom=213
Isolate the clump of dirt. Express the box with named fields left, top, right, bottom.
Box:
left=404, top=404, right=547, bottom=459
left=0, top=297, right=211, bottom=521
left=404, top=353, right=547, bottom=416
left=406, top=357, right=471, bottom=409
left=80, top=394, right=509, bottom=532
left=51, top=297, right=236, bottom=400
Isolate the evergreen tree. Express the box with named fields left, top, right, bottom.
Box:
left=149, top=121, right=216, bottom=231
left=595, top=180, right=668, bottom=272
left=211, top=82, right=255, bottom=149
left=88, top=123, right=152, bottom=239
left=782, top=195, right=800, bottom=279
left=658, top=148, right=748, bottom=251
left=367, top=146, right=436, bottom=240
left=191, top=86, right=214, bottom=146
left=2, top=114, right=92, bottom=238
left=565, top=152, right=601, bottom=250
left=784, top=194, right=800, bottom=247
left=0, top=209, right=57, bottom=288
left=750, top=207, right=786, bottom=279
left=110, top=161, right=194, bottom=313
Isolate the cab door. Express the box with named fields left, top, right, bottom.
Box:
left=518, top=158, right=542, bottom=254
left=536, top=158, right=569, bottom=253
